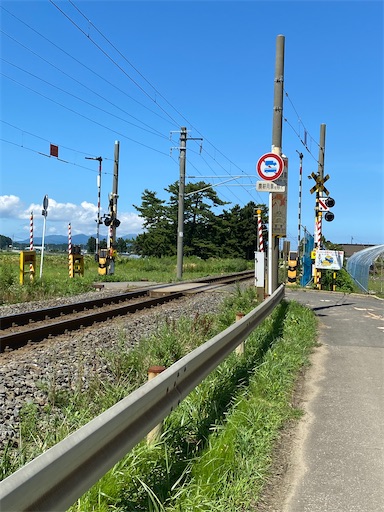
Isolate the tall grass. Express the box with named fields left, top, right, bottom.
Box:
left=67, top=295, right=317, bottom=511
left=1, top=283, right=317, bottom=512
left=0, top=252, right=251, bottom=304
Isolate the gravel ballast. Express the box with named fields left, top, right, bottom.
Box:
left=0, top=288, right=232, bottom=457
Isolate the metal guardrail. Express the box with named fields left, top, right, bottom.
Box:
left=0, top=284, right=284, bottom=512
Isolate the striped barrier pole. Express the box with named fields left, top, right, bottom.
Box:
left=68, top=223, right=72, bottom=278
left=317, top=214, right=322, bottom=249
left=29, top=211, right=34, bottom=278
left=257, top=209, right=264, bottom=252
left=30, top=211, right=34, bottom=252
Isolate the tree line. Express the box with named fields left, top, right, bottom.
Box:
left=128, top=181, right=268, bottom=260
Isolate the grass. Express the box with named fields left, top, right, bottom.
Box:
left=65, top=293, right=317, bottom=511
left=0, top=252, right=251, bottom=304
left=0, top=259, right=318, bottom=511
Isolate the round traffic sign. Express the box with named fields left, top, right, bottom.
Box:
left=256, top=153, right=284, bottom=181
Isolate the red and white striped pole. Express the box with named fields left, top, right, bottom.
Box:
left=257, top=209, right=264, bottom=252
left=29, top=211, right=34, bottom=251
left=316, top=215, right=322, bottom=249
left=68, top=223, right=72, bottom=277
left=29, top=211, right=34, bottom=277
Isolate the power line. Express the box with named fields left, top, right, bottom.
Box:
left=1, top=120, right=112, bottom=166
left=1, top=30, right=169, bottom=139
left=49, top=0, right=181, bottom=127
left=0, top=137, right=109, bottom=174
left=0, top=6, right=174, bottom=126
left=1, top=73, right=171, bottom=158
left=283, top=88, right=321, bottom=164
left=1, top=56, right=168, bottom=140
left=2, top=3, right=266, bottom=209
left=50, top=1, right=261, bottom=207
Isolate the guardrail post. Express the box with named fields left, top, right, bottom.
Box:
left=146, top=365, right=166, bottom=444
left=235, top=312, right=245, bottom=355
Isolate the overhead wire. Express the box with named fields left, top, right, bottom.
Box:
left=1, top=72, right=170, bottom=158
left=49, top=0, right=181, bottom=127
left=50, top=0, right=259, bottom=208
left=283, top=88, right=321, bottom=164
left=0, top=120, right=113, bottom=172
left=4, top=1, right=275, bottom=210
left=3, top=2, right=248, bottom=207
left=0, top=137, right=109, bottom=173
left=0, top=6, right=174, bottom=126
left=1, top=57, right=168, bottom=140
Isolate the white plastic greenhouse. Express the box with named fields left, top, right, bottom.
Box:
left=346, top=244, right=384, bottom=292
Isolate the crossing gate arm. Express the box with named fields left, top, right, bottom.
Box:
left=0, top=285, right=285, bottom=512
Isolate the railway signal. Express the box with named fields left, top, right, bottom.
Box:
left=319, top=196, right=336, bottom=221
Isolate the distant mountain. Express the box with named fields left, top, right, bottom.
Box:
left=17, top=233, right=137, bottom=246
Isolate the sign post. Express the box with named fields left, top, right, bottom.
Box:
left=40, top=195, right=49, bottom=279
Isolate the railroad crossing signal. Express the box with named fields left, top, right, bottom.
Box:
left=318, top=196, right=335, bottom=211
left=309, top=172, right=330, bottom=196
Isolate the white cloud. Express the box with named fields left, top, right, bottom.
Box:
left=0, top=195, right=23, bottom=218
left=0, top=195, right=144, bottom=238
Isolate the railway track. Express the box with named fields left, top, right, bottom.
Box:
left=0, top=271, right=254, bottom=352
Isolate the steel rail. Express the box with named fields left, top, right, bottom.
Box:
left=0, top=284, right=284, bottom=512
left=0, top=292, right=183, bottom=352
left=0, top=289, right=150, bottom=330
left=0, top=271, right=254, bottom=352
left=0, top=271, right=253, bottom=330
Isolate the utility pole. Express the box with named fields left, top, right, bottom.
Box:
left=268, top=34, right=285, bottom=294
left=107, top=140, right=120, bottom=275
left=314, top=124, right=326, bottom=288
left=177, top=127, right=187, bottom=280
left=85, top=155, right=103, bottom=260
left=296, top=150, right=303, bottom=262
left=175, top=128, right=203, bottom=280
left=110, top=140, right=120, bottom=248
left=40, top=195, right=49, bottom=279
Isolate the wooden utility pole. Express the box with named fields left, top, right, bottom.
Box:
left=268, top=34, right=285, bottom=294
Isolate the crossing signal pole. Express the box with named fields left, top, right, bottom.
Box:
left=85, top=155, right=103, bottom=260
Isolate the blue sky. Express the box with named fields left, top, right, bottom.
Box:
left=1, top=0, right=383, bottom=249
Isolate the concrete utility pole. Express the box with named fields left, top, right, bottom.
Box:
left=106, top=140, right=120, bottom=275
left=268, top=34, right=285, bottom=294
left=177, top=127, right=187, bottom=280
left=314, top=125, right=326, bottom=287
left=318, top=124, right=326, bottom=181
left=175, top=128, right=203, bottom=280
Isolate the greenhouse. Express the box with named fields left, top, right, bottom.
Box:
left=346, top=244, right=384, bottom=293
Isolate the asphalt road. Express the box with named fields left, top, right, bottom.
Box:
left=282, top=289, right=384, bottom=512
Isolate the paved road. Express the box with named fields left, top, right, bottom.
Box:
left=282, top=289, right=384, bottom=512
